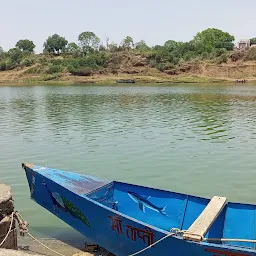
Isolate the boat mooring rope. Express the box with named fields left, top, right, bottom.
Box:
left=128, top=228, right=256, bottom=256
left=3, top=212, right=256, bottom=256
left=0, top=211, right=69, bottom=256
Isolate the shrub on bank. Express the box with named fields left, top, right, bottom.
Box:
left=246, top=47, right=256, bottom=60
left=21, top=58, right=35, bottom=67
left=68, top=67, right=93, bottom=76
left=46, top=64, right=64, bottom=74
left=0, top=61, right=6, bottom=71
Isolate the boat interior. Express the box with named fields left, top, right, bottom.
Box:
left=88, top=181, right=256, bottom=250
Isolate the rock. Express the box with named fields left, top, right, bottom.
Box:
left=0, top=184, right=12, bottom=204
left=123, top=69, right=139, bottom=74
left=179, top=65, right=192, bottom=72
left=0, top=184, right=14, bottom=218
left=132, top=59, right=148, bottom=67
left=0, top=184, right=16, bottom=250
left=166, top=70, right=178, bottom=75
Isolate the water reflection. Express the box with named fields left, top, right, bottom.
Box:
left=1, top=84, right=256, bottom=238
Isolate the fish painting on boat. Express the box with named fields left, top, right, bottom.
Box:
left=127, top=191, right=167, bottom=215
left=23, top=163, right=256, bottom=256
left=44, top=181, right=91, bottom=227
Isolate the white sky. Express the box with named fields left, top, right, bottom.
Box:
left=1, top=0, right=256, bottom=52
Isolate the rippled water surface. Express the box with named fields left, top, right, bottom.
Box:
left=0, top=84, right=256, bottom=238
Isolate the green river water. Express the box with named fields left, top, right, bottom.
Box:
left=0, top=84, right=256, bottom=240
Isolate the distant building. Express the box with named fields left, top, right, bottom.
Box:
left=238, top=39, right=250, bottom=50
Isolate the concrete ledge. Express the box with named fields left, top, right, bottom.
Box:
left=0, top=249, right=43, bottom=256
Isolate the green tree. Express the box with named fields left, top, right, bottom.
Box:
left=164, top=40, right=178, bottom=51
left=250, top=38, right=256, bottom=45
left=8, top=48, right=23, bottom=64
left=135, top=40, right=149, bottom=51
left=108, top=42, right=118, bottom=52
left=193, top=28, right=234, bottom=52
left=43, top=34, right=68, bottom=54
left=0, top=46, right=4, bottom=60
left=16, top=39, right=35, bottom=53
left=122, top=36, right=134, bottom=49
left=64, top=42, right=81, bottom=56
left=99, top=44, right=106, bottom=51
left=78, top=31, right=100, bottom=54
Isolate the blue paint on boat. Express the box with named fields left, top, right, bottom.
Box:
left=22, top=163, right=256, bottom=256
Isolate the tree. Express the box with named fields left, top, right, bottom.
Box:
left=105, top=35, right=110, bottom=50
left=122, top=36, right=134, bottom=49
left=8, top=48, right=23, bottom=64
left=16, top=39, right=35, bottom=53
left=108, top=42, right=118, bottom=52
left=250, top=38, right=256, bottom=45
left=99, top=44, right=106, bottom=51
left=43, top=34, right=68, bottom=54
left=64, top=42, right=80, bottom=56
left=164, top=40, right=178, bottom=51
left=135, top=40, right=150, bottom=51
left=78, top=31, right=100, bottom=54
left=0, top=46, right=4, bottom=59
left=193, top=28, right=235, bottom=52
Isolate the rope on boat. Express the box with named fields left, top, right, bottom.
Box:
left=0, top=211, right=69, bottom=256
left=128, top=228, right=256, bottom=255
left=128, top=228, right=185, bottom=256
left=204, top=238, right=256, bottom=243
left=15, top=211, right=68, bottom=256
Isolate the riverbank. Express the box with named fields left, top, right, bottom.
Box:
left=0, top=74, right=226, bottom=86
left=1, top=53, right=256, bottom=86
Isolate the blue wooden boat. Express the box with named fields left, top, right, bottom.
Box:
left=22, top=163, right=256, bottom=256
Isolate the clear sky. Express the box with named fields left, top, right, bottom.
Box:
left=1, top=0, right=256, bottom=53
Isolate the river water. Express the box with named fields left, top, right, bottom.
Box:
left=0, top=84, right=256, bottom=240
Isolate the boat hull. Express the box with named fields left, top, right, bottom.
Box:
left=23, top=164, right=256, bottom=256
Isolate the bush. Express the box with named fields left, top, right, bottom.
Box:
left=213, top=48, right=227, bottom=57
left=184, top=53, right=192, bottom=61
left=78, top=56, right=98, bottom=69
left=51, top=59, right=63, bottom=65
left=155, top=63, right=165, bottom=72
left=5, top=60, right=17, bottom=70
left=64, top=58, right=81, bottom=69
left=201, top=52, right=208, bottom=60
left=69, top=67, right=93, bottom=76
left=217, top=54, right=228, bottom=64
left=0, top=61, right=7, bottom=71
left=172, top=57, right=180, bottom=65
left=38, top=57, right=48, bottom=64
left=149, top=59, right=157, bottom=68
left=46, top=64, right=64, bottom=74
left=21, top=58, right=35, bottom=67
left=231, top=51, right=246, bottom=62
left=24, top=66, right=43, bottom=74
left=246, top=47, right=256, bottom=60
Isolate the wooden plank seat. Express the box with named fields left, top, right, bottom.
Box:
left=184, top=196, right=227, bottom=242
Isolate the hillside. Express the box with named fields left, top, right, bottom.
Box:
left=1, top=50, right=256, bottom=85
